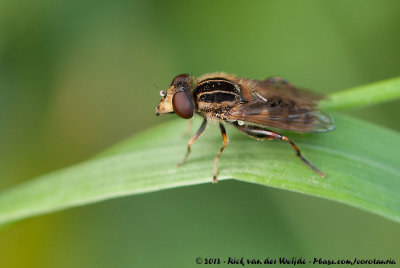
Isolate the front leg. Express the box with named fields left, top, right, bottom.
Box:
left=213, top=123, right=229, bottom=183
left=177, top=118, right=207, bottom=167
left=233, top=122, right=325, bottom=178
left=183, top=118, right=193, bottom=137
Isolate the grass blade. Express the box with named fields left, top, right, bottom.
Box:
left=0, top=78, right=400, bottom=226
left=320, top=77, right=400, bottom=111
left=0, top=114, right=399, bottom=225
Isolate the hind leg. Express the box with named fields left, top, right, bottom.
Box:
left=233, top=122, right=325, bottom=178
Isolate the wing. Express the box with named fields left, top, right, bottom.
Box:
left=229, top=77, right=334, bottom=132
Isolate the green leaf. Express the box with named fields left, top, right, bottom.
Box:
left=320, top=77, right=400, bottom=111
left=0, top=78, right=400, bottom=226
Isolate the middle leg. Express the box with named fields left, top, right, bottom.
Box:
left=213, top=123, right=229, bottom=183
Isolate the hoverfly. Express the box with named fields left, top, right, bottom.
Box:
left=155, top=73, right=334, bottom=183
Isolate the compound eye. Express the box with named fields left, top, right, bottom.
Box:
left=171, top=74, right=190, bottom=87
left=172, top=91, right=194, bottom=119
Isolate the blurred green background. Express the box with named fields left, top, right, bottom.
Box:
left=1, top=0, right=400, bottom=267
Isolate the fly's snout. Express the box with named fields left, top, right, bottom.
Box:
left=155, top=91, right=174, bottom=116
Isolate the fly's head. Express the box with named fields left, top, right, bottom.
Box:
left=155, top=74, right=195, bottom=119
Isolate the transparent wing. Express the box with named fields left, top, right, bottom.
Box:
left=229, top=78, right=334, bottom=132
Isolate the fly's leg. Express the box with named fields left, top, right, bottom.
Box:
left=177, top=118, right=207, bottom=167
left=213, top=123, right=229, bottom=183
left=233, top=123, right=325, bottom=178
left=183, top=118, right=193, bottom=137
